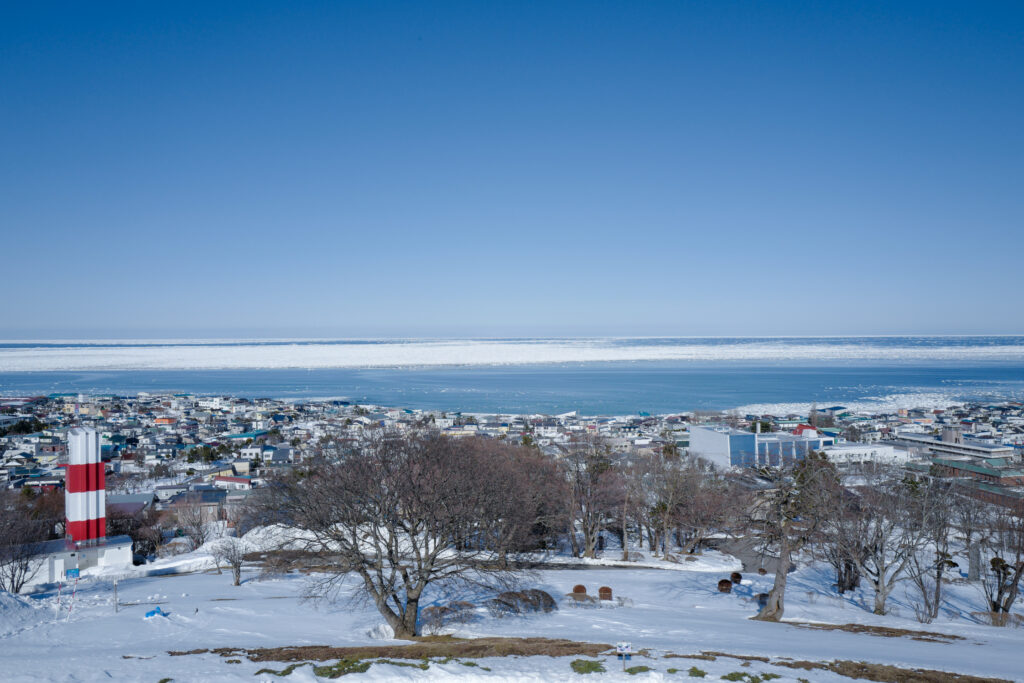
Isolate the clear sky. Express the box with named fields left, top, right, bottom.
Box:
left=3, top=1, right=1022, bottom=338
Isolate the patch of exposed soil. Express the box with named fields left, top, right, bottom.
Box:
left=662, top=652, right=1008, bottom=683
left=169, top=636, right=612, bottom=662
left=784, top=621, right=965, bottom=643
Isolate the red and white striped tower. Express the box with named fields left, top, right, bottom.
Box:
left=66, top=427, right=106, bottom=545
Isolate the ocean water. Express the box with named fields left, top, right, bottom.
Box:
left=2, top=337, right=1024, bottom=415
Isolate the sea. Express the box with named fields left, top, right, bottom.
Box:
left=2, top=336, right=1024, bottom=416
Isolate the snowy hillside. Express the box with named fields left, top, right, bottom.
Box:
left=1, top=542, right=1020, bottom=682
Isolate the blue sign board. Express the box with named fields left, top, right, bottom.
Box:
left=65, top=568, right=79, bottom=579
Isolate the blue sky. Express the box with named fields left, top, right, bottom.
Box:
left=3, top=1, right=1022, bottom=338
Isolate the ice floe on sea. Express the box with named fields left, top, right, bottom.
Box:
left=4, top=337, right=1024, bottom=371
left=734, top=392, right=967, bottom=416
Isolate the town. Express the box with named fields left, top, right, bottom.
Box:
left=4, top=392, right=1024, bottom=523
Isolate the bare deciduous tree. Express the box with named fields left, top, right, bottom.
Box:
left=563, top=435, right=622, bottom=559
left=824, top=467, right=930, bottom=616
left=0, top=492, right=48, bottom=593
left=752, top=452, right=836, bottom=622
left=980, top=506, right=1024, bottom=626
left=952, top=491, right=991, bottom=582
left=676, top=458, right=744, bottom=555
left=907, top=479, right=957, bottom=623
left=258, top=431, right=550, bottom=638
left=213, top=537, right=246, bottom=586
left=176, top=502, right=213, bottom=551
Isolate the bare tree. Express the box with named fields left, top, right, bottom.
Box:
left=0, top=492, right=48, bottom=593
left=980, top=506, right=1024, bottom=626
left=824, top=467, right=930, bottom=615
left=907, top=479, right=957, bottom=623
left=212, top=537, right=246, bottom=586
left=817, top=489, right=865, bottom=595
left=176, top=502, right=213, bottom=551
left=675, top=458, right=744, bottom=555
left=618, top=454, right=647, bottom=560
left=257, top=431, right=547, bottom=638
left=644, top=452, right=689, bottom=556
left=752, top=452, right=835, bottom=622
left=459, top=439, right=565, bottom=563
left=562, top=435, right=622, bottom=559
left=952, top=492, right=991, bottom=582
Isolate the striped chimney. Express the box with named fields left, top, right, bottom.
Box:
left=66, top=427, right=106, bottom=544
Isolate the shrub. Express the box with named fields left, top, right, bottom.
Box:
left=485, top=596, right=518, bottom=618
left=717, top=579, right=733, bottom=593
left=571, top=659, right=606, bottom=674
left=485, top=589, right=557, bottom=617
left=572, top=584, right=587, bottom=594
left=688, top=666, right=707, bottom=677
left=626, top=665, right=652, bottom=674
left=730, top=572, right=742, bottom=585
left=757, top=567, right=767, bottom=575
left=565, top=592, right=599, bottom=607
left=518, top=589, right=558, bottom=612
left=422, top=601, right=476, bottom=633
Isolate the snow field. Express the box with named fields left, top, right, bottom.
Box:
left=2, top=541, right=1022, bottom=682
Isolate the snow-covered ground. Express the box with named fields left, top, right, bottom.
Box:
left=2, top=542, right=1022, bottom=682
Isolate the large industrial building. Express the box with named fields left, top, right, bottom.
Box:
left=689, top=424, right=835, bottom=469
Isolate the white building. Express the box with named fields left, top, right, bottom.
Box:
left=23, top=536, right=134, bottom=591
left=822, top=443, right=908, bottom=466
left=689, top=425, right=835, bottom=469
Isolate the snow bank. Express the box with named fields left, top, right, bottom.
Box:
left=0, top=591, right=46, bottom=637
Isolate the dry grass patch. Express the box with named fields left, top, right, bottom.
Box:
left=660, top=652, right=1009, bottom=683
left=169, top=636, right=612, bottom=663
left=784, top=621, right=965, bottom=643
left=773, top=659, right=1009, bottom=683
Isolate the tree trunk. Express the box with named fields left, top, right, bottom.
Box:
left=388, top=595, right=420, bottom=639
left=930, top=565, right=943, bottom=620
left=873, top=583, right=890, bottom=615
left=568, top=522, right=581, bottom=558
left=584, top=521, right=598, bottom=558
left=754, top=533, right=789, bottom=622
left=621, top=502, right=630, bottom=561
left=232, top=565, right=241, bottom=586
left=999, top=562, right=1024, bottom=614
left=967, top=543, right=980, bottom=581
left=837, top=558, right=860, bottom=593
